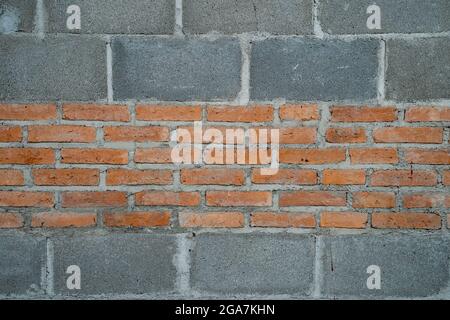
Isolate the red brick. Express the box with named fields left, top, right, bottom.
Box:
left=0, top=213, right=23, bottom=228
left=62, top=192, right=127, bottom=208
left=0, top=103, right=56, bottom=120
left=251, top=169, right=317, bottom=185
left=104, top=126, right=169, bottom=142
left=373, top=127, right=443, bottom=143
left=28, top=125, right=96, bottom=143
left=61, top=149, right=128, bottom=164
left=322, top=169, right=366, bottom=185
left=181, top=169, right=244, bottom=185
left=280, top=191, right=346, bottom=207
left=31, top=212, right=96, bottom=228
left=371, top=170, right=437, bottom=186
left=331, top=106, right=397, bottom=122
left=179, top=212, right=244, bottom=228
left=405, top=149, right=450, bottom=165
left=353, top=192, right=396, bottom=208
left=206, top=191, right=272, bottom=207
left=279, top=104, right=319, bottom=121
left=135, top=148, right=173, bottom=164
left=402, top=193, right=445, bottom=208
left=320, top=212, right=368, bottom=229
left=136, top=191, right=200, bottom=206
left=0, top=169, right=24, bottom=186
left=0, top=127, right=22, bottom=142
left=251, top=212, right=316, bottom=228
left=444, top=171, right=450, bottom=186
left=248, top=127, right=317, bottom=145
left=207, top=105, right=273, bottom=122
left=325, top=127, right=366, bottom=143
left=63, top=104, right=130, bottom=122
left=104, top=211, right=170, bottom=228
left=280, top=148, right=346, bottom=164
left=349, top=148, right=398, bottom=164
left=0, top=148, right=54, bottom=164
left=372, top=212, right=441, bottom=230
left=33, top=169, right=99, bottom=186
left=405, top=106, right=450, bottom=122
left=0, top=191, right=53, bottom=207
left=136, top=105, right=202, bottom=121
left=106, top=169, right=172, bottom=185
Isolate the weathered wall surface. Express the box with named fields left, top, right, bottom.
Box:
left=0, top=0, right=449, bottom=299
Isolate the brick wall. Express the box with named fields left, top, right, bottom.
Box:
left=0, top=0, right=449, bottom=299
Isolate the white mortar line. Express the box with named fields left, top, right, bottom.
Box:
left=46, top=238, right=54, bottom=296
left=377, top=39, right=386, bottom=104
left=106, top=36, right=114, bottom=103
left=313, top=0, right=325, bottom=39
left=175, top=0, right=183, bottom=36
left=236, top=35, right=251, bottom=106
left=312, top=235, right=323, bottom=298
left=174, top=234, right=192, bottom=295
left=34, top=0, right=46, bottom=37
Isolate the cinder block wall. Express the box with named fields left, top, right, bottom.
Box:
left=0, top=0, right=449, bottom=299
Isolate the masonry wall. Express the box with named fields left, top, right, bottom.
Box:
left=0, top=0, right=449, bottom=299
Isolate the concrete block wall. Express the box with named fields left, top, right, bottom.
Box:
left=0, top=0, right=449, bottom=299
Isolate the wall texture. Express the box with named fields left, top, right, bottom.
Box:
left=0, top=0, right=449, bottom=299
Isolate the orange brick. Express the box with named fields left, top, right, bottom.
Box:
left=280, top=191, right=346, bottom=207
left=0, top=191, right=53, bottom=207
left=207, top=105, right=273, bottom=122
left=106, top=169, right=172, bottom=185
left=353, top=192, right=395, bottom=208
left=104, top=211, right=170, bottom=228
left=181, top=169, right=244, bottom=185
left=251, top=212, right=316, bottom=228
left=62, top=192, right=127, bottom=208
left=331, top=106, right=397, bottom=122
left=280, top=148, right=346, bottom=164
left=0, top=169, right=24, bottom=186
left=31, top=212, right=96, bottom=228
left=0, top=127, right=22, bottom=142
left=0, top=103, right=57, bottom=120
left=320, top=212, right=368, bottom=229
left=61, top=149, right=128, bottom=164
left=405, top=149, right=450, bottom=165
left=371, top=170, right=437, bottom=186
left=136, top=105, right=202, bottom=121
left=33, top=169, right=99, bottom=186
left=322, top=169, right=366, bottom=185
left=104, top=126, right=169, bottom=142
left=402, top=193, right=445, bottom=208
left=179, top=212, right=244, bottom=228
left=350, top=148, right=398, bottom=164
left=444, top=171, right=450, bottom=186
left=63, top=104, right=130, bottom=122
left=0, top=213, right=23, bottom=228
left=405, top=106, right=450, bottom=122
left=248, top=127, right=317, bottom=145
left=372, top=212, right=441, bottom=230
left=325, top=127, right=366, bottom=143
left=136, top=191, right=200, bottom=206
left=28, top=125, right=96, bottom=143
left=206, top=191, right=272, bottom=207
left=251, top=169, right=317, bottom=185
left=0, top=148, right=54, bottom=164
left=279, top=104, right=319, bottom=121
left=373, top=127, right=443, bottom=143
left=135, top=148, right=173, bottom=164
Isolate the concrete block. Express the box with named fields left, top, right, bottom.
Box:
left=0, top=0, right=36, bottom=34
left=190, top=233, right=315, bottom=295
left=112, top=37, right=241, bottom=101
left=251, top=38, right=379, bottom=101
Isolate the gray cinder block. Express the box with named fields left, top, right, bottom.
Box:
left=190, top=233, right=316, bottom=295
left=45, top=0, right=174, bottom=35
left=250, top=38, right=379, bottom=101
left=183, top=0, right=313, bottom=35
left=0, top=0, right=36, bottom=34
left=0, top=34, right=107, bottom=101
left=112, top=37, right=241, bottom=101
left=52, top=234, right=177, bottom=295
